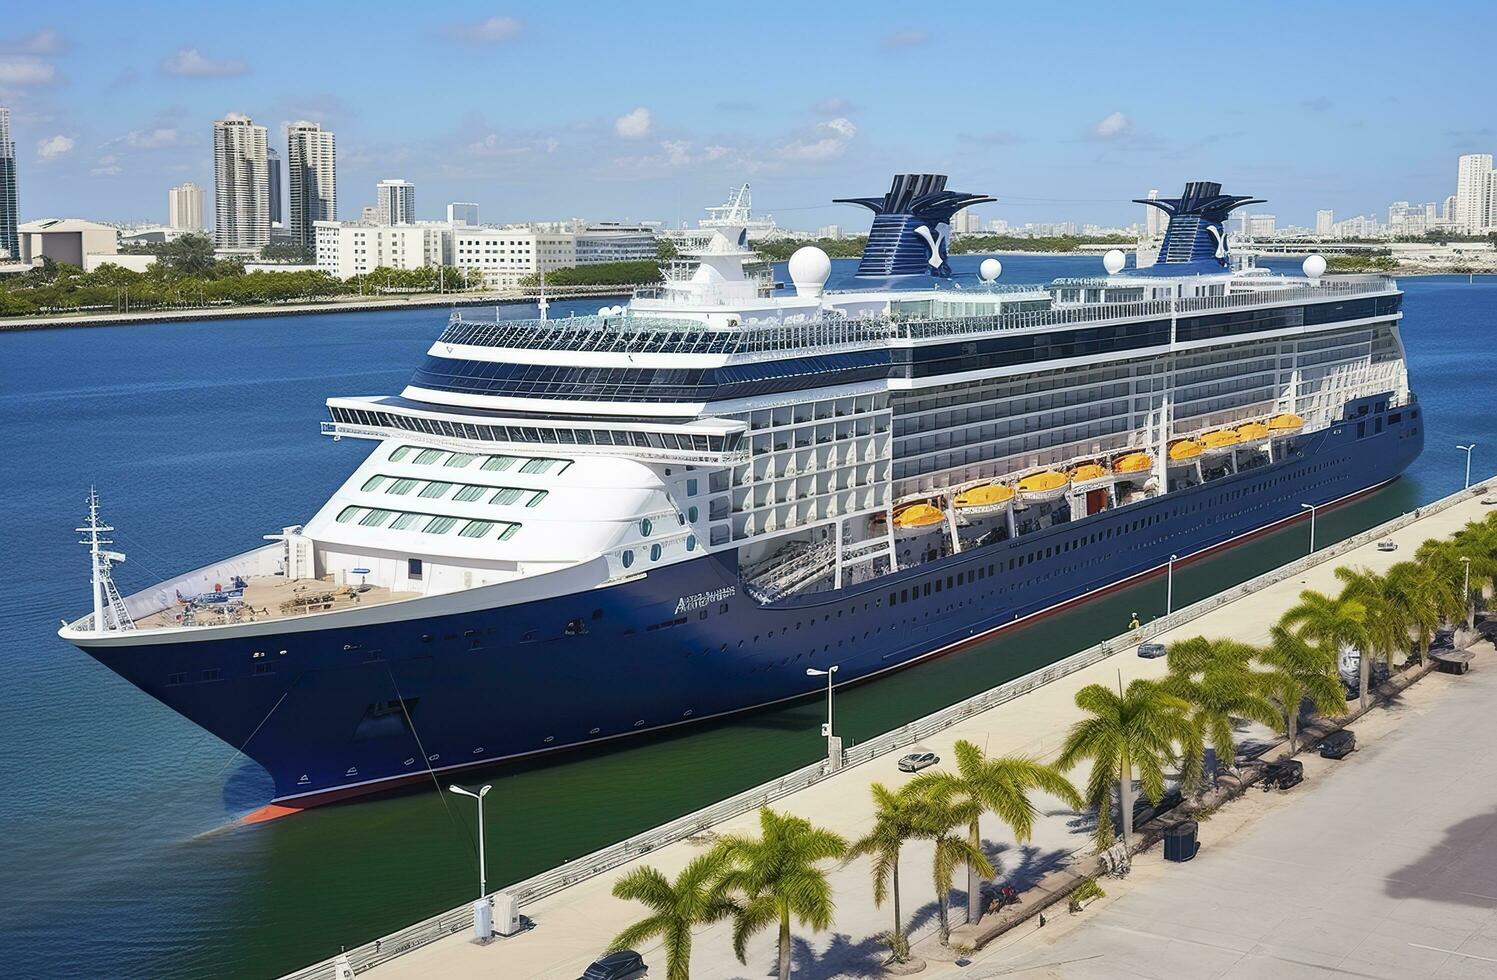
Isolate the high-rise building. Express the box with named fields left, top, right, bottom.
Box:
left=951, top=207, right=981, bottom=235
left=376, top=179, right=416, bottom=225
left=287, top=121, right=337, bottom=251
left=1442, top=195, right=1457, bottom=222
left=267, top=147, right=283, bottom=227
left=1143, top=189, right=1164, bottom=239
left=1387, top=201, right=1431, bottom=237
left=1454, top=153, right=1493, bottom=233
left=1240, top=214, right=1276, bottom=238
left=1489, top=170, right=1497, bottom=230
left=168, top=182, right=205, bottom=232
left=447, top=202, right=480, bottom=227
left=1315, top=210, right=1334, bottom=236
left=0, top=107, right=18, bottom=260
left=212, top=113, right=270, bottom=249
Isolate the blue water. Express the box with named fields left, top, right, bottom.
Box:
left=0, top=255, right=1491, bottom=978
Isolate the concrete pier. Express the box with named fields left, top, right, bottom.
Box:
left=282, top=479, right=1496, bottom=980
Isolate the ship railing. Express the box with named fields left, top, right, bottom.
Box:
left=743, top=542, right=837, bottom=602
left=441, top=276, right=1394, bottom=360
left=278, top=477, right=1490, bottom=980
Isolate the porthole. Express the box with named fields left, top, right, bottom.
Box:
left=686, top=534, right=696, bottom=551
left=688, top=506, right=699, bottom=522
left=403, top=758, right=415, bottom=766
left=640, top=518, right=653, bottom=536
left=543, top=735, right=555, bottom=743
left=633, top=719, right=646, bottom=728
left=650, top=543, right=662, bottom=562
left=682, top=709, right=694, bottom=717
left=589, top=727, right=601, bottom=735
left=622, top=550, right=634, bottom=568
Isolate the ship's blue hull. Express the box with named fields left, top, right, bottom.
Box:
left=79, top=394, right=1422, bottom=807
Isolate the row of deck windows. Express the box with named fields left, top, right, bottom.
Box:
left=387, top=445, right=572, bottom=475
left=335, top=505, right=521, bottom=541
left=360, top=474, right=547, bottom=508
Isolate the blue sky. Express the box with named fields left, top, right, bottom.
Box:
left=2, top=0, right=1494, bottom=230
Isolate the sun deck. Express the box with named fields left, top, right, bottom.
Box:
left=133, top=576, right=420, bottom=630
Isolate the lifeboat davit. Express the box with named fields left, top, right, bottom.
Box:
left=892, top=502, right=946, bottom=530
left=1235, top=421, right=1270, bottom=441
left=1069, top=463, right=1113, bottom=488
left=1113, top=452, right=1153, bottom=476
left=1200, top=430, right=1242, bottom=455
left=953, top=484, right=1015, bottom=514
left=1168, top=439, right=1204, bottom=466
left=1018, top=471, right=1069, bottom=503
left=1268, top=413, right=1305, bottom=435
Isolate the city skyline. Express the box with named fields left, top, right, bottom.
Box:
left=0, top=1, right=1493, bottom=231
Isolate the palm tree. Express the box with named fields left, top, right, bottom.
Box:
left=609, top=850, right=738, bottom=980
left=1281, top=589, right=1369, bottom=708
left=1255, top=625, right=1346, bottom=754
left=1333, top=567, right=1408, bottom=696
left=1386, top=560, right=1462, bottom=664
left=1161, top=637, right=1280, bottom=786
left=845, top=783, right=924, bottom=962
left=716, top=806, right=848, bottom=980
left=1057, top=678, right=1192, bottom=851
left=910, top=790, right=994, bottom=944
left=914, top=740, right=1082, bottom=922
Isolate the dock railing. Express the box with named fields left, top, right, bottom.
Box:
left=280, top=476, right=1490, bottom=980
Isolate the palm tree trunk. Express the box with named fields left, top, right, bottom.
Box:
left=966, top=818, right=983, bottom=923
left=938, top=890, right=949, bottom=944
left=1118, top=747, right=1133, bottom=853
left=1359, top=648, right=1371, bottom=712
left=892, top=858, right=904, bottom=958
left=778, top=911, right=791, bottom=980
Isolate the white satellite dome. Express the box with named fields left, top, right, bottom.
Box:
left=1103, top=249, right=1127, bottom=275
left=788, top=245, right=832, bottom=298
left=1302, top=254, right=1327, bottom=279
left=979, top=258, right=1002, bottom=282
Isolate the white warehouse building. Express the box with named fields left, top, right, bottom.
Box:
left=313, top=221, right=451, bottom=278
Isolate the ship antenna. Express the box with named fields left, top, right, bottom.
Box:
left=76, top=487, right=135, bottom=633
left=537, top=266, right=549, bottom=322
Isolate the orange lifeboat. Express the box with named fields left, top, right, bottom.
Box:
left=893, top=502, right=945, bottom=529
left=1200, top=430, right=1242, bottom=455
left=1113, top=452, right=1153, bottom=475
left=1235, top=421, right=1270, bottom=441
left=1268, top=413, right=1305, bottom=434
left=1018, top=471, right=1069, bottom=503
left=1168, top=439, right=1204, bottom=465
left=1069, top=463, right=1112, bottom=486
left=953, top=484, right=1015, bottom=512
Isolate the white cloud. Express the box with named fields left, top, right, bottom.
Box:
left=125, top=127, right=179, bottom=149
left=1, top=29, right=63, bottom=55
left=1090, top=111, right=1131, bottom=140
left=448, top=15, right=522, bottom=43
left=36, top=134, right=73, bottom=160
left=778, top=117, right=857, bottom=162
left=90, top=154, right=121, bottom=176
left=882, top=29, right=929, bottom=50
left=614, top=107, right=652, bottom=140
left=468, top=133, right=559, bottom=157
left=0, top=55, right=56, bottom=86
left=160, top=47, right=248, bottom=78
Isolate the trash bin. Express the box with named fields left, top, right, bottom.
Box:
left=1163, top=820, right=1198, bottom=862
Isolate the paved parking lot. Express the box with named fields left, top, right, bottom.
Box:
left=977, top=645, right=1497, bottom=979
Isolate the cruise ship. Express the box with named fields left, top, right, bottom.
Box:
left=61, top=177, right=1423, bottom=812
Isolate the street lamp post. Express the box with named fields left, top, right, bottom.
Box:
left=1457, top=444, right=1476, bottom=490
left=1300, top=503, right=1317, bottom=554
left=1461, top=556, right=1473, bottom=631
left=449, top=783, right=493, bottom=898
left=1166, top=553, right=1178, bottom=617
left=806, top=665, right=839, bottom=764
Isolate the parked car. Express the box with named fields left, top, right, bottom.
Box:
left=579, top=950, right=647, bottom=980
left=1261, top=759, right=1304, bottom=790
left=1376, top=539, right=1398, bottom=552
left=1319, top=729, right=1356, bottom=760
left=1137, top=642, right=1167, bottom=659
left=898, top=751, right=939, bottom=773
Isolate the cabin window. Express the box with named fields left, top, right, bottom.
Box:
left=408, top=558, right=423, bottom=579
